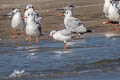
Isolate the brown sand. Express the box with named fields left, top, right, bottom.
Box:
left=0, top=0, right=114, bottom=40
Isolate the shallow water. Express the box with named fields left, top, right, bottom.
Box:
left=0, top=34, right=120, bottom=80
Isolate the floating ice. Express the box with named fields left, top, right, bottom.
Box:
left=9, top=70, right=25, bottom=78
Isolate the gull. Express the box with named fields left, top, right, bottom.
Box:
left=62, top=9, right=92, bottom=37
left=24, top=12, right=42, bottom=45
left=11, top=8, right=25, bottom=39
left=24, top=4, right=43, bottom=34
left=49, top=29, right=72, bottom=51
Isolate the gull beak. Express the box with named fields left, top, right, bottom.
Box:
left=110, top=0, right=112, bottom=3
left=23, top=16, right=27, bottom=19
left=24, top=9, right=27, bottom=11
left=62, top=12, right=65, bottom=16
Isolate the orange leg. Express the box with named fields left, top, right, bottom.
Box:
left=64, top=42, right=67, bottom=51
left=21, top=29, right=24, bottom=40
left=36, top=37, right=39, bottom=45
left=112, top=24, right=115, bottom=32
left=28, top=36, right=32, bottom=46
left=14, top=29, right=16, bottom=40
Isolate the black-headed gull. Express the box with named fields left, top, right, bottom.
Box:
left=24, top=4, right=37, bottom=23
left=24, top=4, right=43, bottom=34
left=24, top=12, right=42, bottom=45
left=11, top=8, right=25, bottom=39
left=62, top=9, right=91, bottom=37
left=49, top=29, right=72, bottom=51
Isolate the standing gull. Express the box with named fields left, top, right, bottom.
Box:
left=49, top=29, right=72, bottom=51
left=24, top=12, right=42, bottom=45
left=62, top=9, right=91, bottom=37
left=11, top=8, right=25, bottom=40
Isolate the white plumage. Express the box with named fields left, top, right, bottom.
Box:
left=50, top=29, right=72, bottom=42
left=24, top=4, right=42, bottom=25
left=108, top=1, right=120, bottom=21
left=25, top=12, right=41, bottom=45
left=103, top=0, right=111, bottom=18
left=11, top=8, right=25, bottom=39
left=49, top=29, right=72, bottom=51
left=11, top=9, right=24, bottom=29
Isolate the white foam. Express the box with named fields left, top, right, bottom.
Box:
left=67, top=40, right=86, bottom=46
left=54, top=50, right=72, bottom=54
left=78, top=69, right=103, bottom=74
left=105, top=32, right=119, bottom=38
left=26, top=53, right=37, bottom=59
left=30, top=53, right=35, bottom=56
left=9, top=70, right=25, bottom=78
left=16, top=47, right=24, bottom=50
left=67, top=42, right=77, bottom=46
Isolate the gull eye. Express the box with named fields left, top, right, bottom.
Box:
left=66, top=12, right=68, bottom=14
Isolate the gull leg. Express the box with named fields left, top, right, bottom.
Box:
left=13, top=29, right=16, bottom=40
left=64, top=41, right=67, bottom=51
left=36, top=37, right=39, bottom=45
left=28, top=36, right=32, bottom=46
left=112, top=24, right=115, bottom=33
left=21, top=29, right=24, bottom=40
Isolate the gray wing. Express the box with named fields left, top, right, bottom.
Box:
left=65, top=17, right=86, bottom=33
left=66, top=17, right=84, bottom=29
left=58, top=29, right=71, bottom=36
left=116, top=1, right=120, bottom=9
left=36, top=22, right=43, bottom=35
left=35, top=16, right=42, bottom=24
left=35, top=16, right=42, bottom=35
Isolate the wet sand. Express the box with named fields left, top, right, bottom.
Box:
left=0, top=0, right=114, bottom=39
